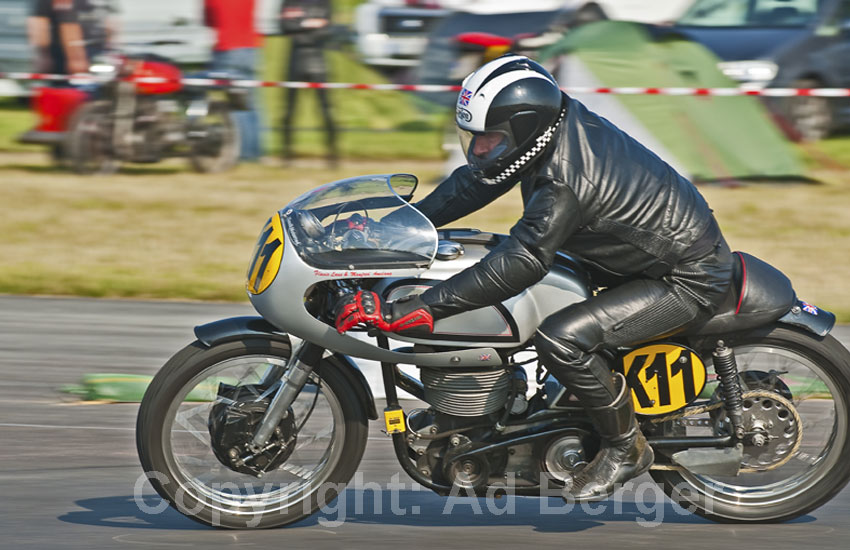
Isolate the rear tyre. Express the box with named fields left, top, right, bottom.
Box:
left=187, top=101, right=240, bottom=173
left=652, top=327, right=850, bottom=522
left=136, top=338, right=369, bottom=528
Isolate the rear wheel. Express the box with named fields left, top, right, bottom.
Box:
left=651, top=327, right=850, bottom=522
left=136, top=338, right=369, bottom=528
left=187, top=101, right=240, bottom=173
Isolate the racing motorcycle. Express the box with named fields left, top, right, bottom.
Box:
left=20, top=53, right=242, bottom=174
left=136, top=174, right=850, bottom=528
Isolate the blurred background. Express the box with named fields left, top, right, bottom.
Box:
left=0, top=0, right=848, bottom=319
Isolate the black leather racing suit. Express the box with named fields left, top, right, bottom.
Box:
left=414, top=94, right=734, bottom=406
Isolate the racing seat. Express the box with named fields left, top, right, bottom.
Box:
left=683, top=251, right=796, bottom=336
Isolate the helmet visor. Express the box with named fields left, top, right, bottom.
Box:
left=458, top=128, right=514, bottom=172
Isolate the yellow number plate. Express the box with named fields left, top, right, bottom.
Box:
left=621, top=344, right=707, bottom=416
left=246, top=214, right=284, bottom=295
left=383, top=407, right=406, bottom=434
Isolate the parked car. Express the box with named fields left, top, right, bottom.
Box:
left=354, top=0, right=454, bottom=69
left=662, top=0, right=850, bottom=140
left=560, top=0, right=694, bottom=25
left=354, top=0, right=694, bottom=69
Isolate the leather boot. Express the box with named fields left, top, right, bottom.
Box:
left=563, top=372, right=654, bottom=501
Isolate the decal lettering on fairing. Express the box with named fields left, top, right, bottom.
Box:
left=312, top=270, right=395, bottom=278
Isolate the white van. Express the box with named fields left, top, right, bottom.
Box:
left=354, top=0, right=695, bottom=69
left=0, top=0, right=281, bottom=96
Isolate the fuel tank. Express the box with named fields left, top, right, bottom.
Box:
left=372, top=229, right=591, bottom=348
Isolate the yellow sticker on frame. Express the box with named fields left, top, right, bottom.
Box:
left=621, top=344, right=707, bottom=416
left=383, top=407, right=406, bottom=434
left=246, top=214, right=284, bottom=295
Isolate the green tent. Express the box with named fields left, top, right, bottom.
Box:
left=539, top=21, right=806, bottom=182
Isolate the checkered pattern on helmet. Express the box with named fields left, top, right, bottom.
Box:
left=487, top=107, right=567, bottom=185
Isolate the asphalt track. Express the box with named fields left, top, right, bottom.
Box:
left=1, top=295, right=849, bottom=549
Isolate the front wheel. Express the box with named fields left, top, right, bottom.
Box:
left=136, top=338, right=369, bottom=528
left=651, top=326, right=850, bottom=522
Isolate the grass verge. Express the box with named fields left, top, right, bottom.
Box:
left=0, top=153, right=848, bottom=322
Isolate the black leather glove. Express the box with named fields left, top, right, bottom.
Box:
left=387, top=295, right=434, bottom=336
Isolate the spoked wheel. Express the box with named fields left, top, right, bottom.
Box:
left=136, top=338, right=368, bottom=528
left=64, top=100, right=119, bottom=174
left=651, top=327, right=850, bottom=522
left=187, top=101, right=240, bottom=173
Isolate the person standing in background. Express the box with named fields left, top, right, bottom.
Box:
left=204, top=0, right=263, bottom=161
left=279, top=0, right=338, bottom=166
left=28, top=0, right=116, bottom=75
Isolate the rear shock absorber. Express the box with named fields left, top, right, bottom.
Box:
left=713, top=340, right=745, bottom=440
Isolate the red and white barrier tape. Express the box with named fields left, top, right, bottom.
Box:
left=3, top=72, right=850, bottom=97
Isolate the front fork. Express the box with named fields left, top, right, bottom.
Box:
left=249, top=341, right=325, bottom=450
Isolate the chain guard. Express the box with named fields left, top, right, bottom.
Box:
left=208, top=383, right=297, bottom=477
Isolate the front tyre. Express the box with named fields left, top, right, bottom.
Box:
left=136, top=338, right=368, bottom=529
left=652, top=327, right=850, bottom=522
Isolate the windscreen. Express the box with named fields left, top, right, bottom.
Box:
left=281, top=174, right=438, bottom=270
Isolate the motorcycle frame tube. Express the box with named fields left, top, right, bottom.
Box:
left=647, top=435, right=734, bottom=449
left=375, top=335, right=455, bottom=495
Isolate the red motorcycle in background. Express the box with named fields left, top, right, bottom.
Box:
left=19, top=53, right=244, bottom=174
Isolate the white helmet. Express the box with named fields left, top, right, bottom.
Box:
left=456, top=55, right=565, bottom=185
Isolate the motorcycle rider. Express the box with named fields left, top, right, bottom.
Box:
left=335, top=55, right=735, bottom=500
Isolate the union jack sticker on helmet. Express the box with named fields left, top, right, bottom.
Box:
left=459, top=88, right=472, bottom=106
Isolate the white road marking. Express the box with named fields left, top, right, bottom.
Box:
left=0, top=422, right=393, bottom=442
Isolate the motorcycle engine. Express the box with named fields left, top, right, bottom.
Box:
left=420, top=367, right=513, bottom=417
left=406, top=367, right=517, bottom=490
left=409, top=366, right=596, bottom=492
